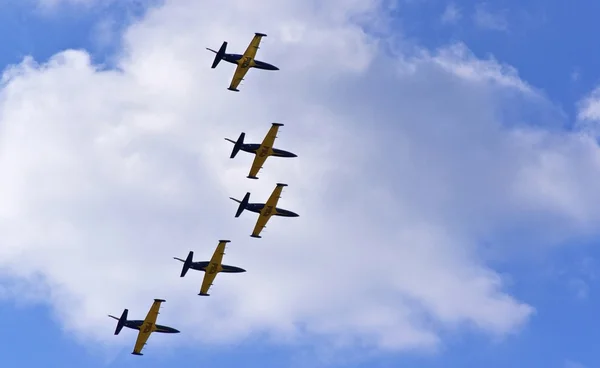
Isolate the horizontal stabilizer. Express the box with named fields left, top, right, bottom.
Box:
left=228, top=132, right=245, bottom=158
left=177, top=251, right=194, bottom=277
left=276, top=183, right=288, bottom=187
left=255, top=32, right=267, bottom=37
left=234, top=192, right=251, bottom=217
left=209, top=41, right=227, bottom=68
left=110, top=308, right=128, bottom=335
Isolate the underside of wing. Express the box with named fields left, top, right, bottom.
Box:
left=143, top=299, right=164, bottom=326
left=248, top=124, right=283, bottom=179
left=208, top=241, right=228, bottom=265
left=265, top=184, right=285, bottom=208
left=132, top=328, right=152, bottom=355
left=131, top=299, right=165, bottom=355
left=242, top=33, right=265, bottom=60
left=259, top=123, right=281, bottom=150
left=199, top=241, right=229, bottom=295
left=200, top=271, right=218, bottom=295
left=251, top=213, right=271, bottom=238
left=229, top=65, right=249, bottom=91
left=248, top=153, right=268, bottom=179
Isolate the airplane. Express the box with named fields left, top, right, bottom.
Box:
left=225, top=123, right=297, bottom=179
left=108, top=299, right=179, bottom=356
left=230, top=183, right=299, bottom=238
left=173, top=240, right=246, bottom=296
left=206, top=32, right=279, bottom=92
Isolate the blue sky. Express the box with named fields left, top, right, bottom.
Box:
left=0, top=1, right=599, bottom=367
left=391, top=0, right=600, bottom=124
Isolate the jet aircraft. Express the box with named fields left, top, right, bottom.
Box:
left=206, top=32, right=279, bottom=91
left=225, top=123, right=297, bottom=179
left=230, top=183, right=299, bottom=238
left=174, top=240, right=246, bottom=296
left=108, top=299, right=179, bottom=356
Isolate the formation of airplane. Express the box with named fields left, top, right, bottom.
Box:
left=207, top=32, right=279, bottom=91
left=225, top=122, right=297, bottom=179
left=110, top=32, right=297, bottom=357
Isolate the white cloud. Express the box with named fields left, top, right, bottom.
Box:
left=422, top=43, right=533, bottom=94
left=575, top=85, right=600, bottom=139
left=441, top=3, right=461, bottom=25
left=473, top=3, right=509, bottom=31
left=3, top=0, right=600, bottom=361
left=578, top=85, right=600, bottom=121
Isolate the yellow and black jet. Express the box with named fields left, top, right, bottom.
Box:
left=225, top=123, right=297, bottom=179
left=108, top=299, right=179, bottom=356
left=206, top=32, right=279, bottom=91
left=174, top=240, right=246, bottom=296
left=230, top=183, right=299, bottom=238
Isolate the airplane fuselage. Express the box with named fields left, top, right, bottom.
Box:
left=122, top=320, right=179, bottom=333
left=188, top=261, right=246, bottom=273
left=239, top=143, right=297, bottom=158
left=221, top=53, right=279, bottom=70
left=245, top=202, right=299, bottom=217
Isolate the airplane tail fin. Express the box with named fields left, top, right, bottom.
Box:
left=109, top=309, right=128, bottom=335
left=230, top=192, right=250, bottom=217
left=179, top=251, right=194, bottom=277
left=224, top=132, right=245, bottom=158
left=206, top=41, right=227, bottom=68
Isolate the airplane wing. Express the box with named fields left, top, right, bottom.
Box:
left=247, top=154, right=268, bottom=179
left=242, top=33, right=265, bottom=60
left=265, top=183, right=286, bottom=209
left=132, top=299, right=164, bottom=355
left=248, top=123, right=282, bottom=178
left=132, top=329, right=151, bottom=355
left=251, top=184, right=286, bottom=238
left=259, top=123, right=281, bottom=149
left=251, top=213, right=271, bottom=238
left=228, top=65, right=250, bottom=91
left=228, top=34, right=266, bottom=91
left=199, top=241, right=228, bottom=295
